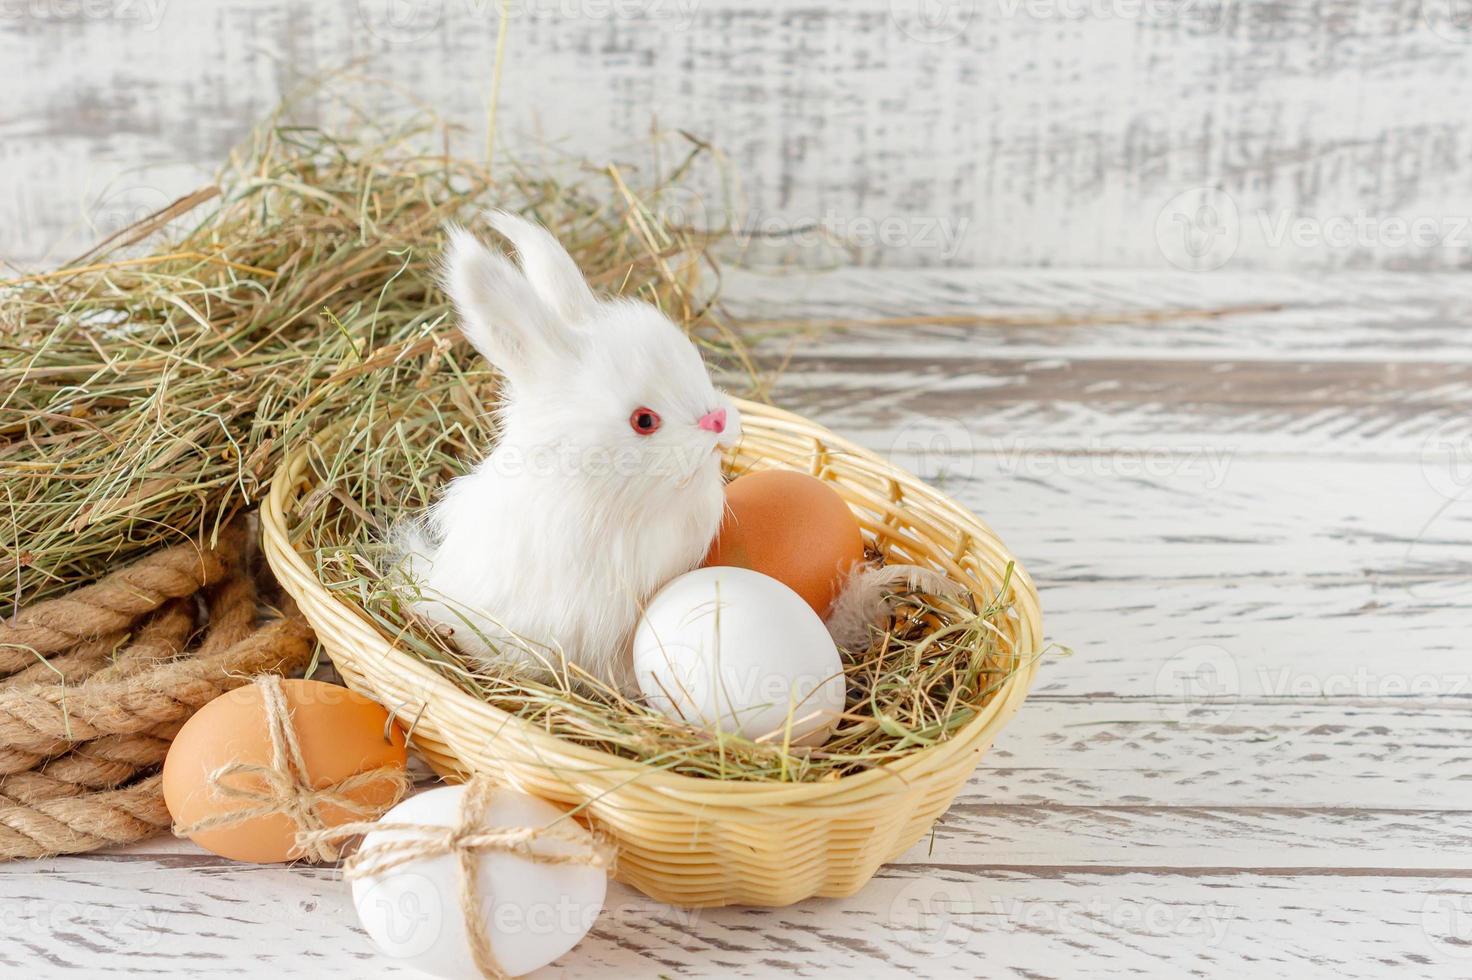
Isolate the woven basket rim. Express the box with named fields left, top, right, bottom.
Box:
left=262, top=397, right=1041, bottom=805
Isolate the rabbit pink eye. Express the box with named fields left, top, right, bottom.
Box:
left=629, top=407, right=661, bottom=435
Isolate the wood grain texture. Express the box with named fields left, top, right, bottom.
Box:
left=3, top=852, right=1469, bottom=977
left=984, top=699, right=1472, bottom=808
left=723, top=268, right=1472, bottom=360
left=4, top=1, right=1472, bottom=270
left=2, top=267, right=1470, bottom=977
left=730, top=268, right=1472, bottom=456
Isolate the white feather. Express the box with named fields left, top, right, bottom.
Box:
left=824, top=563, right=963, bottom=653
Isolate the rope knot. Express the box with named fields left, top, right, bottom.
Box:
left=298, top=775, right=616, bottom=979
left=445, top=824, right=483, bottom=854
left=171, top=674, right=409, bottom=862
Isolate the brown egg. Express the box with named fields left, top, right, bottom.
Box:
left=163, top=678, right=408, bottom=863
left=705, top=469, right=865, bottom=616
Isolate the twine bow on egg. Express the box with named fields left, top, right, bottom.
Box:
left=171, top=674, right=410, bottom=862
left=299, top=776, right=617, bottom=980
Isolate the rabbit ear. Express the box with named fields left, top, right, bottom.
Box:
left=442, top=224, right=577, bottom=382
left=486, top=210, right=599, bottom=324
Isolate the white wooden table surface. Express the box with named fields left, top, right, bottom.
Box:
left=3, top=267, right=1470, bottom=978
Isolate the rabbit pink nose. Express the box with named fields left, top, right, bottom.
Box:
left=698, top=408, right=727, bottom=434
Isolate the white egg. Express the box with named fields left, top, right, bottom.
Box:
left=349, top=784, right=607, bottom=978
left=633, top=565, right=846, bottom=747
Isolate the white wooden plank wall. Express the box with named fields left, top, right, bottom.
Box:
left=3, top=0, right=1472, bottom=270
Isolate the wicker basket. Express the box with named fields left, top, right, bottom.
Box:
left=262, top=398, right=1041, bottom=907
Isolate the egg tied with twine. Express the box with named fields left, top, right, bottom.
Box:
left=300, top=776, right=617, bottom=979
left=168, top=674, right=411, bottom=862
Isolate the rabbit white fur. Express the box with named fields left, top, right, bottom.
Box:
left=396, top=211, right=740, bottom=691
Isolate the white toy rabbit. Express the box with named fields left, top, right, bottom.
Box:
left=395, top=211, right=740, bottom=691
